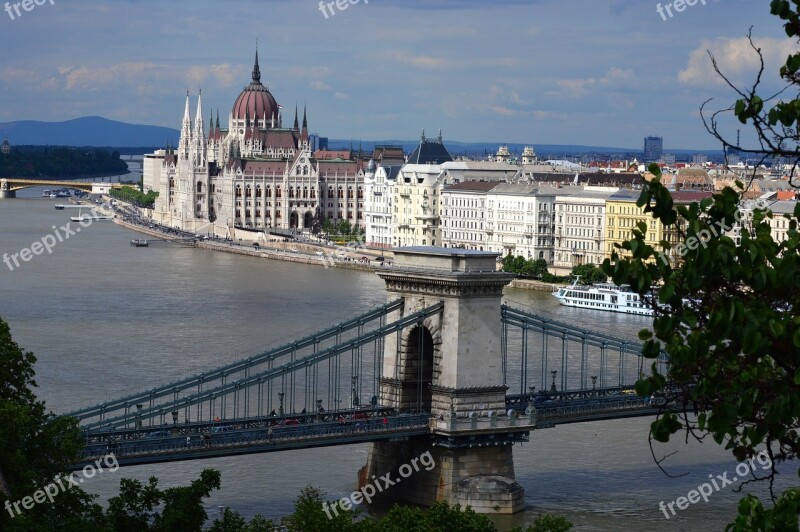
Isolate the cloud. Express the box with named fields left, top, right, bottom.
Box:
left=554, top=67, right=635, bottom=98
left=678, top=37, right=795, bottom=87
left=310, top=80, right=331, bottom=91
left=384, top=51, right=447, bottom=69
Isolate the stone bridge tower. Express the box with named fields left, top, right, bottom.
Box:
left=358, top=247, right=535, bottom=514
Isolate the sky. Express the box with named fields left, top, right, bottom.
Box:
left=0, top=0, right=794, bottom=150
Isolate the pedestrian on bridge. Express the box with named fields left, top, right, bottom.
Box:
left=186, top=436, right=191, bottom=447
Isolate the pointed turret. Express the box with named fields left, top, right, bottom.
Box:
left=301, top=105, right=309, bottom=142
left=293, top=105, right=299, bottom=130
left=193, top=91, right=206, bottom=166
left=179, top=90, right=193, bottom=160
left=252, top=48, right=261, bottom=84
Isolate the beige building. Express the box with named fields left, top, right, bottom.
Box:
left=440, top=181, right=498, bottom=250
left=553, top=187, right=618, bottom=270
left=391, top=132, right=453, bottom=247
left=485, top=183, right=561, bottom=262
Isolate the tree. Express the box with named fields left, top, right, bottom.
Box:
left=602, top=4, right=800, bottom=527
left=570, top=264, right=606, bottom=284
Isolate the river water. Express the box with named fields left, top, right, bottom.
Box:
left=0, top=185, right=793, bottom=531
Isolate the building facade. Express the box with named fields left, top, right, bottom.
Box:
left=486, top=184, right=559, bottom=262
left=553, top=187, right=618, bottom=269
left=440, top=181, right=497, bottom=250
left=390, top=133, right=453, bottom=247
left=145, top=51, right=367, bottom=238
left=643, top=136, right=663, bottom=163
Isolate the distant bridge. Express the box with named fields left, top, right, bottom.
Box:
left=0, top=178, right=127, bottom=198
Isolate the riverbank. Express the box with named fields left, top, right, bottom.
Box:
left=507, top=278, right=560, bottom=292
left=113, top=217, right=384, bottom=273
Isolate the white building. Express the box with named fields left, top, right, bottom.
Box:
left=485, top=183, right=561, bottom=262
left=391, top=132, right=453, bottom=247
left=142, top=149, right=165, bottom=193
left=553, top=187, right=618, bottom=270
left=440, top=181, right=498, bottom=250
left=364, top=162, right=402, bottom=248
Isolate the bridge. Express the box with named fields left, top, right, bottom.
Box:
left=64, top=247, right=669, bottom=514
left=0, top=177, right=127, bottom=198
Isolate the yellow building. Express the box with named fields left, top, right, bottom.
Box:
left=605, top=189, right=715, bottom=265
left=605, top=189, right=663, bottom=262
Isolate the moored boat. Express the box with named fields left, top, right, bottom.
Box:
left=552, top=276, right=654, bottom=316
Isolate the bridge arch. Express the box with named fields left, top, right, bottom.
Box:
left=397, top=320, right=441, bottom=411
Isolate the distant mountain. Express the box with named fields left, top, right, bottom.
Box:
left=0, top=116, right=723, bottom=158
left=0, top=116, right=179, bottom=148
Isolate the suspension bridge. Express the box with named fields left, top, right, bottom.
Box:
left=64, top=247, right=669, bottom=513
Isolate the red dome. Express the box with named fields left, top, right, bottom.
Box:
left=232, top=50, right=279, bottom=121
left=232, top=85, right=278, bottom=121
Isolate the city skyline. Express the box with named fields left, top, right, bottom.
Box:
left=0, top=0, right=791, bottom=150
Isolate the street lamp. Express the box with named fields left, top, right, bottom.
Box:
left=550, top=371, right=558, bottom=393
left=278, top=392, right=285, bottom=417
left=591, top=376, right=597, bottom=394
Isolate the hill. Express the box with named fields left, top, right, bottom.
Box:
left=0, top=116, right=179, bottom=147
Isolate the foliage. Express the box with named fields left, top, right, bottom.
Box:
left=511, top=513, right=574, bottom=532
left=569, top=263, right=607, bottom=284
left=109, top=186, right=158, bottom=208
left=0, top=147, right=127, bottom=178
left=0, top=318, right=85, bottom=516
left=501, top=255, right=566, bottom=282
left=603, top=6, right=800, bottom=527
left=322, top=218, right=363, bottom=243
left=603, top=163, right=800, bottom=529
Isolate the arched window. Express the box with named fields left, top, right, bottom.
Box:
left=276, top=187, right=282, bottom=198
left=235, top=186, right=242, bottom=198
left=266, top=187, right=272, bottom=198
left=256, top=187, right=262, bottom=198
left=196, top=182, right=203, bottom=193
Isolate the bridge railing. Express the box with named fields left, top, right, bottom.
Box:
left=76, top=302, right=444, bottom=434
left=500, top=305, right=669, bottom=397
left=78, top=413, right=431, bottom=463
left=66, top=299, right=404, bottom=423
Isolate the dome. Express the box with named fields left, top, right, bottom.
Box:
left=232, top=50, right=279, bottom=122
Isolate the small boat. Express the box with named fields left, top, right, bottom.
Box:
left=70, top=214, right=113, bottom=222
left=42, top=190, right=51, bottom=197
left=130, top=239, right=149, bottom=247
left=552, top=276, right=654, bottom=316
left=54, top=204, right=65, bottom=210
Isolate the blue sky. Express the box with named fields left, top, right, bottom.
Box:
left=0, top=0, right=793, bottom=149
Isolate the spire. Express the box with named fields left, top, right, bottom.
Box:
left=209, top=108, right=214, bottom=137
left=194, top=90, right=204, bottom=138
left=216, top=110, right=220, bottom=129
left=293, top=105, right=299, bottom=130
left=179, top=90, right=192, bottom=160
left=252, top=47, right=261, bottom=84
left=302, top=105, right=308, bottom=130
left=301, top=105, right=309, bottom=144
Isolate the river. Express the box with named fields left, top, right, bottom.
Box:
left=0, top=185, right=792, bottom=531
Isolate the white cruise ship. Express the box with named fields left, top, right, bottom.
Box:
left=552, top=277, right=654, bottom=316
